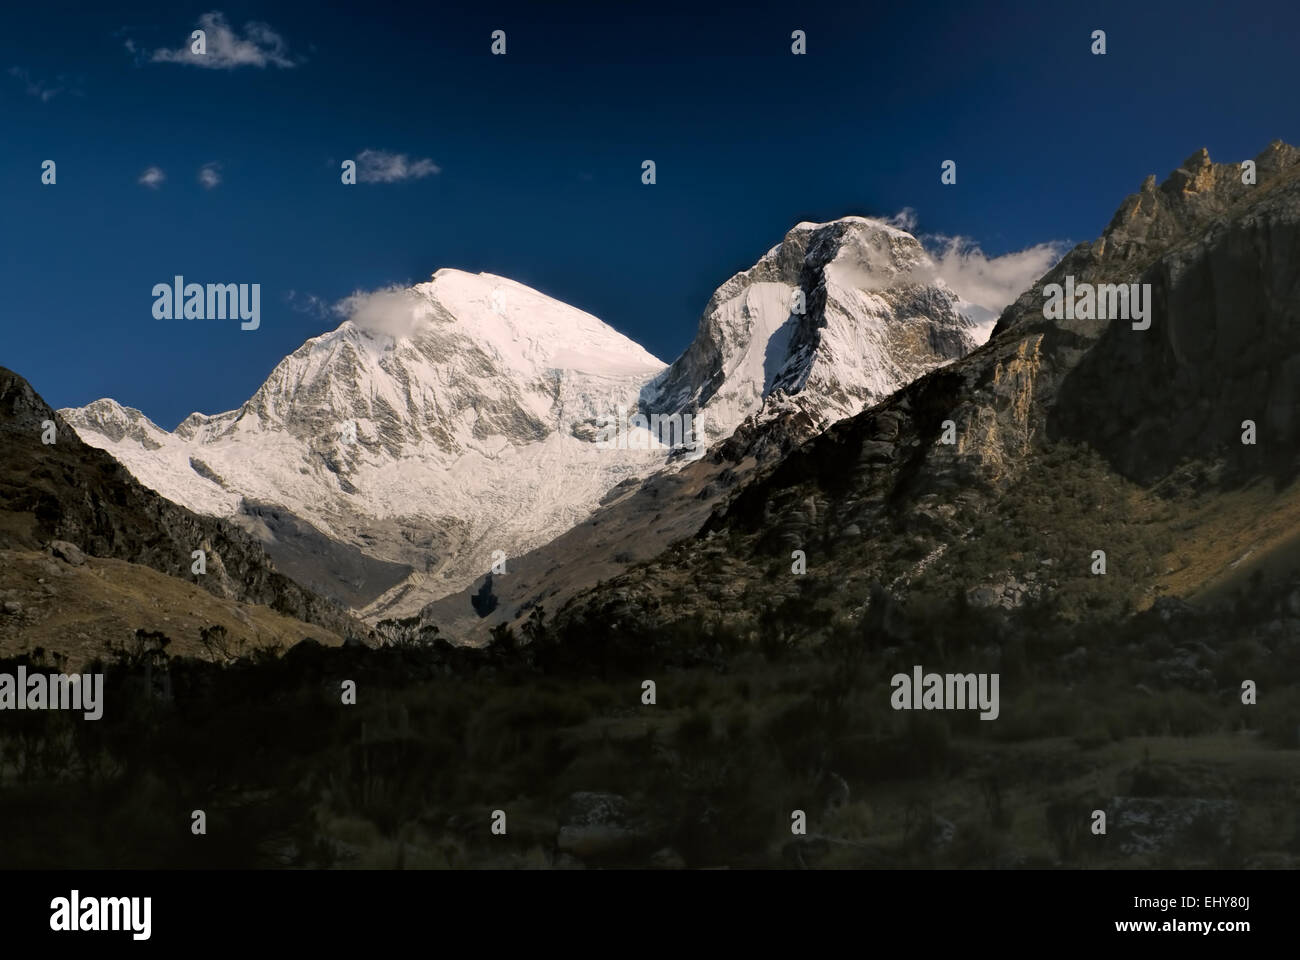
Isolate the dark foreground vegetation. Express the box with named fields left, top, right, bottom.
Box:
left=1, top=567, right=1297, bottom=870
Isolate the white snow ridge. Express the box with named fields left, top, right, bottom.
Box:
left=644, top=216, right=979, bottom=439
left=63, top=218, right=980, bottom=623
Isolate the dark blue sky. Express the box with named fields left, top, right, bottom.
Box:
left=4, top=0, right=1298, bottom=427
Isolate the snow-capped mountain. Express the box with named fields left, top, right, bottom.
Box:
left=645, top=216, right=980, bottom=439
left=64, top=270, right=671, bottom=618
left=63, top=217, right=981, bottom=623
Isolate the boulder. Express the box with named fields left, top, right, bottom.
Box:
left=48, top=540, right=86, bottom=566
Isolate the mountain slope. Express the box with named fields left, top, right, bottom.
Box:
left=408, top=218, right=983, bottom=641
left=517, top=144, right=1300, bottom=871
left=63, top=270, right=673, bottom=619
left=0, top=366, right=363, bottom=649
left=415, top=398, right=827, bottom=643
left=0, top=547, right=351, bottom=669
left=646, top=216, right=980, bottom=440
left=550, top=141, right=1300, bottom=641
left=65, top=219, right=983, bottom=626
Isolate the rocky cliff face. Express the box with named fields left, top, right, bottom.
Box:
left=892, top=140, right=1300, bottom=497
left=0, top=367, right=363, bottom=640
left=551, top=142, right=1300, bottom=640
left=1046, top=141, right=1300, bottom=485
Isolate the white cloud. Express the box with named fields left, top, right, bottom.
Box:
left=924, top=235, right=1067, bottom=341
left=138, top=166, right=166, bottom=189
left=150, top=11, right=297, bottom=70
left=336, top=286, right=430, bottom=339
left=355, top=149, right=441, bottom=184
left=860, top=210, right=1065, bottom=344
left=8, top=66, right=63, bottom=102
left=198, top=162, right=222, bottom=189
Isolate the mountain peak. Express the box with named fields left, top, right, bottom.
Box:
left=788, top=215, right=913, bottom=239
left=648, top=213, right=975, bottom=439
left=559, top=140, right=1300, bottom=672
left=60, top=216, right=981, bottom=622
left=61, top=269, right=676, bottom=617
left=412, top=269, right=666, bottom=377
left=1100, top=141, right=1300, bottom=263
left=61, top=397, right=169, bottom=450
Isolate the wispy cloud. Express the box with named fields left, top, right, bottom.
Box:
left=8, top=66, right=64, bottom=102
left=149, top=11, right=298, bottom=70
left=355, top=149, right=441, bottom=184
left=285, top=290, right=332, bottom=320
left=198, top=162, right=222, bottom=189
left=116, top=29, right=146, bottom=64
left=138, top=166, right=166, bottom=189
left=883, top=207, right=918, bottom=232
left=854, top=210, right=1066, bottom=344
left=925, top=234, right=1068, bottom=337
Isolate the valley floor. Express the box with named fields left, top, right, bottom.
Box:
left=0, top=601, right=1295, bottom=869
